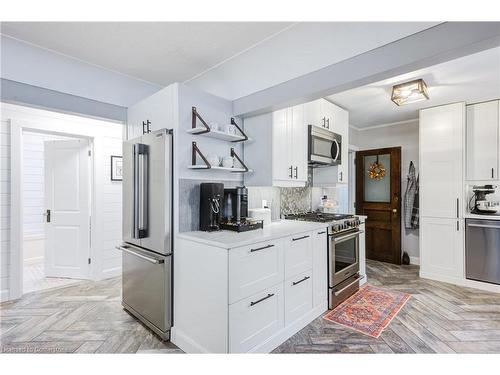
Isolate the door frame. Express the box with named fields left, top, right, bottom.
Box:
left=355, top=146, right=402, bottom=264
left=10, top=120, right=94, bottom=298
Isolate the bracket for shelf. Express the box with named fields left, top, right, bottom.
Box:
left=191, top=142, right=211, bottom=168
left=230, top=148, right=249, bottom=172
left=191, top=107, right=211, bottom=134
left=230, top=118, right=248, bottom=142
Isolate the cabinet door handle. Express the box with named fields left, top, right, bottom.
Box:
left=289, top=165, right=293, bottom=178
left=317, top=231, right=326, bottom=235
left=456, top=198, right=459, bottom=218
left=292, top=235, right=310, bottom=241
left=326, top=118, right=330, bottom=129
left=492, top=168, right=495, bottom=179
left=322, top=117, right=326, bottom=128
left=456, top=221, right=459, bottom=231
left=250, top=293, right=274, bottom=307
left=292, top=276, right=310, bottom=286
left=250, top=244, right=275, bottom=252
left=294, top=166, right=298, bottom=179
left=339, top=171, right=343, bottom=181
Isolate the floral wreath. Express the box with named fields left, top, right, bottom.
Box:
left=368, top=156, right=386, bottom=180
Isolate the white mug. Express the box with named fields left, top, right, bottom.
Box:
left=222, top=156, right=234, bottom=168
left=224, top=124, right=237, bottom=135
left=208, top=122, right=219, bottom=131
left=206, top=154, right=220, bottom=167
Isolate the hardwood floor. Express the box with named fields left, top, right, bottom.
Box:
left=2, top=260, right=500, bottom=353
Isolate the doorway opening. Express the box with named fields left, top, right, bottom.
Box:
left=21, top=130, right=92, bottom=294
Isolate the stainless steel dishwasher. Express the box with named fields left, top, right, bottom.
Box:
left=466, top=218, right=500, bottom=285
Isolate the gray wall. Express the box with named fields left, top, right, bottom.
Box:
left=350, top=121, right=420, bottom=260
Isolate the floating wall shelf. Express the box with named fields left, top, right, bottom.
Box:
left=189, top=142, right=252, bottom=173
left=190, top=107, right=249, bottom=142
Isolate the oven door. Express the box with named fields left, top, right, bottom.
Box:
left=329, top=230, right=360, bottom=287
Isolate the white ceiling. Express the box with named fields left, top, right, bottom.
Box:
left=0, top=22, right=294, bottom=85
left=0, top=22, right=439, bottom=100
left=327, top=46, right=500, bottom=129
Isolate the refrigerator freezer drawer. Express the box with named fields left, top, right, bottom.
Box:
left=121, top=244, right=172, bottom=338
left=466, top=219, right=500, bottom=285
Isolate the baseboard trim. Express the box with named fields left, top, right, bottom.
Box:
left=420, top=271, right=500, bottom=294
left=409, top=256, right=420, bottom=265
left=0, top=289, right=10, bottom=303
left=101, top=266, right=121, bottom=280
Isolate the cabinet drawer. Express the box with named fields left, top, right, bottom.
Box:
left=229, top=239, right=284, bottom=304
left=229, top=284, right=284, bottom=353
left=285, top=232, right=313, bottom=279
left=285, top=270, right=313, bottom=326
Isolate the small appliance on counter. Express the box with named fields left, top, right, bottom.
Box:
left=248, top=208, right=271, bottom=226
left=469, top=185, right=500, bottom=215
left=221, top=186, right=263, bottom=232
left=199, top=183, right=224, bottom=231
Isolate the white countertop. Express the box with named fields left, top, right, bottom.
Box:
left=177, top=220, right=329, bottom=249
left=465, top=213, right=500, bottom=221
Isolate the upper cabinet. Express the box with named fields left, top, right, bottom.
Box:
left=466, top=100, right=500, bottom=181
left=245, top=105, right=307, bottom=187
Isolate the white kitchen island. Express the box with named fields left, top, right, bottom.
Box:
left=172, top=220, right=331, bottom=353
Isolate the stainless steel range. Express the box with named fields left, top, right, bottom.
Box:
left=284, top=212, right=364, bottom=309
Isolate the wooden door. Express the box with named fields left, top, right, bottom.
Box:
left=355, top=147, right=401, bottom=264
left=44, top=139, right=91, bottom=279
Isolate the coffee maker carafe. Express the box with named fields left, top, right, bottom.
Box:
left=200, top=183, right=224, bottom=231
left=223, top=186, right=248, bottom=224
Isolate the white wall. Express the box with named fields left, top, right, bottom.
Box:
left=1, top=103, right=123, bottom=301
left=350, top=120, right=420, bottom=262
left=1, top=35, right=161, bottom=108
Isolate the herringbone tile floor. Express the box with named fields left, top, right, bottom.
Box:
left=2, top=260, right=500, bottom=353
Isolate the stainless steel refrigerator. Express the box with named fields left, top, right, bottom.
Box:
left=117, top=128, right=173, bottom=340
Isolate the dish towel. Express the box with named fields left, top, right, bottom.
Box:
left=404, top=161, right=419, bottom=229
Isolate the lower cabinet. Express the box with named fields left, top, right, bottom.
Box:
left=285, top=232, right=313, bottom=279
left=229, top=284, right=284, bottom=353
left=420, top=217, right=464, bottom=281
left=284, top=270, right=313, bottom=326
left=312, top=229, right=328, bottom=308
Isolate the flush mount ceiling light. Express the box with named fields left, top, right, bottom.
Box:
left=391, top=79, right=429, bottom=106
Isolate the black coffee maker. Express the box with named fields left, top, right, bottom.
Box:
left=221, top=186, right=263, bottom=232
left=199, top=183, right=224, bottom=231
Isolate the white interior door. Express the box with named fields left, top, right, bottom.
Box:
left=44, top=139, right=91, bottom=279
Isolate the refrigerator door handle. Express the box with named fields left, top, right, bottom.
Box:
left=134, top=143, right=149, bottom=239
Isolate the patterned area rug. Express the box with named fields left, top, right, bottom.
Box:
left=323, top=284, right=411, bottom=338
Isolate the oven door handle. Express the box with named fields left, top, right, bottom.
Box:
left=332, top=230, right=363, bottom=243
left=334, top=275, right=363, bottom=296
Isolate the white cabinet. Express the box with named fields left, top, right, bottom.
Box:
left=228, top=239, right=284, bottom=304
left=284, top=232, right=312, bottom=279
left=245, top=106, right=307, bottom=187
left=466, top=100, right=499, bottom=180
left=174, top=227, right=329, bottom=353
left=420, top=217, right=464, bottom=281
left=419, top=103, right=465, bottom=219
left=312, top=229, right=328, bottom=308
left=284, top=270, right=313, bottom=326
left=127, top=85, right=176, bottom=139
left=419, top=102, right=466, bottom=285
left=303, top=98, right=336, bottom=131
left=229, top=284, right=284, bottom=353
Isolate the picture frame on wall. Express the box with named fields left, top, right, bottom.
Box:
left=111, top=155, right=123, bottom=181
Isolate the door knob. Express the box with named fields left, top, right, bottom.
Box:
left=392, top=209, right=397, bottom=213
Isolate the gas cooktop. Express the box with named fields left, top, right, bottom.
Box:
left=284, top=212, right=354, bottom=223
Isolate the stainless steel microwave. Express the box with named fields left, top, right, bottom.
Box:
left=308, top=125, right=342, bottom=166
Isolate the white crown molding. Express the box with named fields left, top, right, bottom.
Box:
left=350, top=118, right=419, bottom=132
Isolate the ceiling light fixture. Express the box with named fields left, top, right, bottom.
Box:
left=391, top=79, right=429, bottom=106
